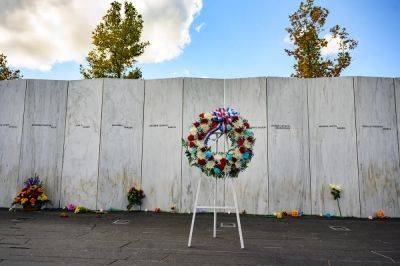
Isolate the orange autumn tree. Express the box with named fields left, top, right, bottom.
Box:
left=285, top=0, right=358, bottom=78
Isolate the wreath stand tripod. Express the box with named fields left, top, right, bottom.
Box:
left=187, top=135, right=245, bottom=249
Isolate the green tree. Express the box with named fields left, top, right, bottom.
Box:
left=80, top=1, right=149, bottom=79
left=285, top=0, right=358, bottom=78
left=0, top=53, right=22, bottom=80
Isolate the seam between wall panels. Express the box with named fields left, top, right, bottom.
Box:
left=393, top=78, right=400, bottom=168
left=95, top=79, right=105, bottom=210
left=180, top=78, right=184, bottom=212
left=17, top=80, right=28, bottom=188
left=58, top=81, right=69, bottom=208
left=352, top=77, right=362, bottom=217
left=306, top=79, right=312, bottom=215
left=392, top=78, right=400, bottom=214
left=140, top=80, right=146, bottom=211
left=265, top=77, right=270, bottom=215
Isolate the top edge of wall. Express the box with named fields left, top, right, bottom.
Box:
left=0, top=76, right=398, bottom=84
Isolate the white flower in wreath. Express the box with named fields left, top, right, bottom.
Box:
left=204, top=112, right=213, bottom=120
left=195, top=140, right=204, bottom=147
left=206, top=160, right=215, bottom=170
left=244, top=140, right=251, bottom=148
left=223, top=165, right=230, bottom=173
left=197, top=152, right=205, bottom=160
left=233, top=119, right=243, bottom=128
left=214, top=153, right=222, bottom=161
left=233, top=149, right=241, bottom=158
left=189, top=126, right=197, bottom=135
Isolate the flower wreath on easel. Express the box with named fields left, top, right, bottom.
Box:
left=182, top=107, right=255, bottom=178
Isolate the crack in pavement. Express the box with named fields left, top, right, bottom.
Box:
left=119, top=241, right=131, bottom=248
left=371, top=250, right=396, bottom=263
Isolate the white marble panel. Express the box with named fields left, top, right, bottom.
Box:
left=19, top=80, right=68, bottom=208
left=267, top=77, right=310, bottom=214
left=0, top=80, right=26, bottom=207
left=224, top=78, right=268, bottom=215
left=61, top=79, right=103, bottom=210
left=355, top=77, right=400, bottom=217
left=97, top=79, right=144, bottom=210
left=308, top=77, right=360, bottom=217
left=141, top=79, right=183, bottom=211
left=181, top=78, right=225, bottom=213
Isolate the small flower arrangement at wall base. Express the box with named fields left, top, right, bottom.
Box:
left=127, top=185, right=145, bottom=211
left=170, top=204, right=177, bottom=213
left=375, top=210, right=385, bottom=219
left=74, top=205, right=89, bottom=214
left=12, top=174, right=50, bottom=211
left=330, top=184, right=342, bottom=217
left=291, top=209, right=304, bottom=218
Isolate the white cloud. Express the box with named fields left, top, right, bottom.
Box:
left=0, top=0, right=203, bottom=71
left=171, top=69, right=191, bottom=77
left=321, top=34, right=343, bottom=56
left=195, top=22, right=205, bottom=32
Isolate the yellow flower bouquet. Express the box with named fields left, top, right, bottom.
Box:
left=12, top=174, right=50, bottom=210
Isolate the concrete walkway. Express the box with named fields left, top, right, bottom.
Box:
left=0, top=210, right=399, bottom=265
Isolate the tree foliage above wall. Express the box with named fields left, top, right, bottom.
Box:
left=0, top=53, right=22, bottom=80
left=80, top=1, right=149, bottom=79
left=285, top=0, right=358, bottom=78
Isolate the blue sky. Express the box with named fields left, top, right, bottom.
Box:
left=17, top=0, right=400, bottom=80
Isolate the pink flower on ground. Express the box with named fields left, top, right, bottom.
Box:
left=67, top=204, right=76, bottom=212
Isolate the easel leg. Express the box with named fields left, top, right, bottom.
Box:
left=229, top=179, right=244, bottom=249
left=213, top=178, right=217, bottom=238
left=188, top=177, right=202, bottom=247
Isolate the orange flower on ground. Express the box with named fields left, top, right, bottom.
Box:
left=291, top=210, right=299, bottom=218
left=376, top=210, right=385, bottom=219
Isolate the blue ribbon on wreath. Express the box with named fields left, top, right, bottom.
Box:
left=204, top=107, right=239, bottom=145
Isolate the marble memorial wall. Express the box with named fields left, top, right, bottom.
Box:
left=0, top=77, right=399, bottom=217
left=19, top=80, right=68, bottom=208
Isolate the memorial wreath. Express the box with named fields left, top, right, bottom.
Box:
left=182, top=107, right=255, bottom=178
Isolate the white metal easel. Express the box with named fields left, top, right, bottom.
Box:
left=187, top=134, right=244, bottom=249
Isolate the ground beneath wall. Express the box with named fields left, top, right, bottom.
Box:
left=0, top=210, right=399, bottom=265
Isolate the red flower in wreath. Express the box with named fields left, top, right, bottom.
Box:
left=237, top=139, right=244, bottom=146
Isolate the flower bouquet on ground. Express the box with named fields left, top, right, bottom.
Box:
left=12, top=174, right=49, bottom=211
left=330, top=184, right=342, bottom=217
left=127, top=185, right=145, bottom=211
